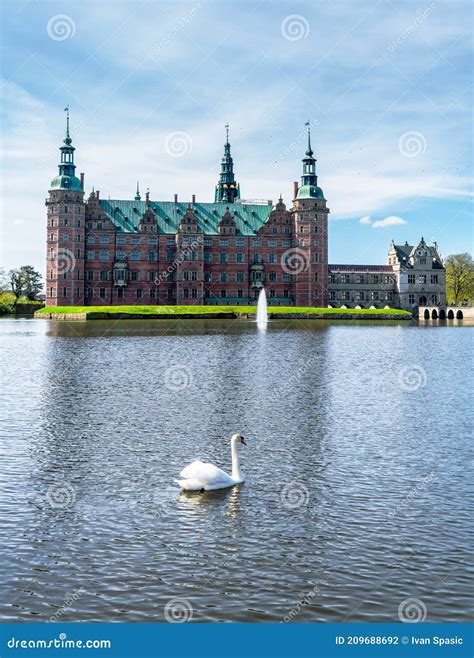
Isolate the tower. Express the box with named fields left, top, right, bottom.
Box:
left=45, top=108, right=85, bottom=306
left=290, top=122, right=329, bottom=307
left=214, top=124, right=241, bottom=203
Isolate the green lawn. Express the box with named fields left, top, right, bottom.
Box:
left=37, top=305, right=411, bottom=316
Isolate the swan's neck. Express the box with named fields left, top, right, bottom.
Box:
left=231, top=440, right=241, bottom=481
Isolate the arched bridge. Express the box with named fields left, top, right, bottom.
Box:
left=419, top=305, right=473, bottom=321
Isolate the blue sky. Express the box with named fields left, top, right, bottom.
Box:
left=1, top=0, right=472, bottom=273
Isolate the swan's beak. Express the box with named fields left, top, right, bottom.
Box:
left=241, top=437, right=247, bottom=445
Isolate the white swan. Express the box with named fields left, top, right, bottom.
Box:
left=176, top=433, right=247, bottom=491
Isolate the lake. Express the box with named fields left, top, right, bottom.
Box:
left=0, top=317, right=472, bottom=623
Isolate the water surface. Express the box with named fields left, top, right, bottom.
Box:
left=0, top=318, right=472, bottom=622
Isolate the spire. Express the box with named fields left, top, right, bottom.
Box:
left=135, top=181, right=141, bottom=201
left=305, top=120, right=313, bottom=157
left=294, top=121, right=325, bottom=201
left=215, top=123, right=240, bottom=203
left=49, top=106, right=83, bottom=191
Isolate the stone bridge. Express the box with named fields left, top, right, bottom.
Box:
left=419, top=305, right=473, bottom=321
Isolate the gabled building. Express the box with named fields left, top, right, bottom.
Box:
left=45, top=112, right=444, bottom=312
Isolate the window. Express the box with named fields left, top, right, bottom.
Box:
left=313, top=240, right=319, bottom=247
left=268, top=254, right=276, bottom=264
left=100, top=270, right=108, bottom=281
left=283, top=289, right=289, bottom=298
left=63, top=287, right=68, bottom=297
left=268, top=239, right=277, bottom=247
left=314, top=225, right=319, bottom=233
left=203, top=238, right=212, bottom=247
left=117, top=287, right=124, bottom=298
left=220, top=272, right=227, bottom=283
left=419, top=275, right=427, bottom=284
left=328, top=274, right=335, bottom=283
left=148, top=237, right=157, bottom=245
left=431, top=293, right=438, bottom=304
left=269, top=272, right=276, bottom=282
left=220, top=239, right=228, bottom=246
left=372, top=275, right=379, bottom=284
left=408, top=274, right=415, bottom=284
left=117, top=235, right=126, bottom=245
left=148, top=250, right=157, bottom=262
left=191, top=271, right=197, bottom=281
left=409, top=294, right=415, bottom=304
left=238, top=290, right=243, bottom=298
left=314, top=272, right=318, bottom=282
left=420, top=258, right=426, bottom=265
left=341, top=291, right=350, bottom=300
left=236, top=252, right=244, bottom=263
left=99, top=288, right=106, bottom=298
left=204, top=252, right=212, bottom=262
left=313, top=253, right=319, bottom=263
left=355, top=275, right=364, bottom=284
left=191, top=289, right=197, bottom=299
left=87, top=235, right=95, bottom=244
left=282, top=239, right=291, bottom=248
left=431, top=275, right=438, bottom=284
left=384, top=291, right=393, bottom=301
left=236, top=271, right=245, bottom=283
left=220, top=252, right=227, bottom=263
left=252, top=239, right=261, bottom=247
left=99, top=250, right=108, bottom=261
left=150, top=288, right=156, bottom=299
left=100, top=235, right=109, bottom=244
left=166, top=251, right=174, bottom=262
left=167, top=238, right=175, bottom=246
left=87, top=250, right=95, bottom=260
left=136, top=289, right=142, bottom=299
left=63, top=233, right=69, bottom=241
left=148, top=271, right=156, bottom=282
left=269, top=289, right=275, bottom=298
left=370, top=291, right=379, bottom=301
left=183, top=271, right=189, bottom=281
left=132, top=236, right=141, bottom=245
left=253, top=253, right=261, bottom=264
left=328, top=291, right=336, bottom=300
left=131, top=271, right=139, bottom=281
left=283, top=273, right=291, bottom=282
left=236, top=239, right=244, bottom=246
left=220, top=289, right=226, bottom=298
left=356, top=291, right=365, bottom=301
left=383, top=275, right=392, bottom=284
left=95, top=222, right=102, bottom=230
left=341, top=275, right=350, bottom=284
left=87, top=270, right=94, bottom=281
left=204, top=272, right=211, bottom=282
left=131, top=251, right=140, bottom=261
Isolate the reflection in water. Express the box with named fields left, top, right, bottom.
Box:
left=0, top=317, right=472, bottom=622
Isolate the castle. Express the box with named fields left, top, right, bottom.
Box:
left=45, top=113, right=445, bottom=311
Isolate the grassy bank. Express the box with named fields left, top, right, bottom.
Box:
left=36, top=305, right=411, bottom=319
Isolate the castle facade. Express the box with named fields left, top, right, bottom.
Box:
left=45, top=116, right=445, bottom=311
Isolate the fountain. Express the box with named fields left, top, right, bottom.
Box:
left=256, top=288, right=268, bottom=326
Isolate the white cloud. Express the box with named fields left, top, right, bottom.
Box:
left=359, top=216, right=372, bottom=224
left=372, top=215, right=407, bottom=229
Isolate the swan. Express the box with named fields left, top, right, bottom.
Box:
left=176, top=433, right=247, bottom=491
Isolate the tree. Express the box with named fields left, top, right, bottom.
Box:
left=445, top=253, right=474, bottom=304
left=8, top=266, right=43, bottom=304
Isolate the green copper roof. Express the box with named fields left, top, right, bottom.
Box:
left=296, top=184, right=325, bottom=200
left=98, top=200, right=274, bottom=235
left=50, top=174, right=83, bottom=191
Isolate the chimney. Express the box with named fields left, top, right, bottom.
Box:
left=174, top=194, right=178, bottom=204
left=293, top=181, right=298, bottom=199
left=267, top=199, right=272, bottom=206
left=80, top=173, right=84, bottom=189
left=96, top=190, right=100, bottom=200
left=146, top=189, right=150, bottom=206
left=192, top=194, right=196, bottom=204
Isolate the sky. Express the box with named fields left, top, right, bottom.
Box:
left=1, top=0, right=472, bottom=274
